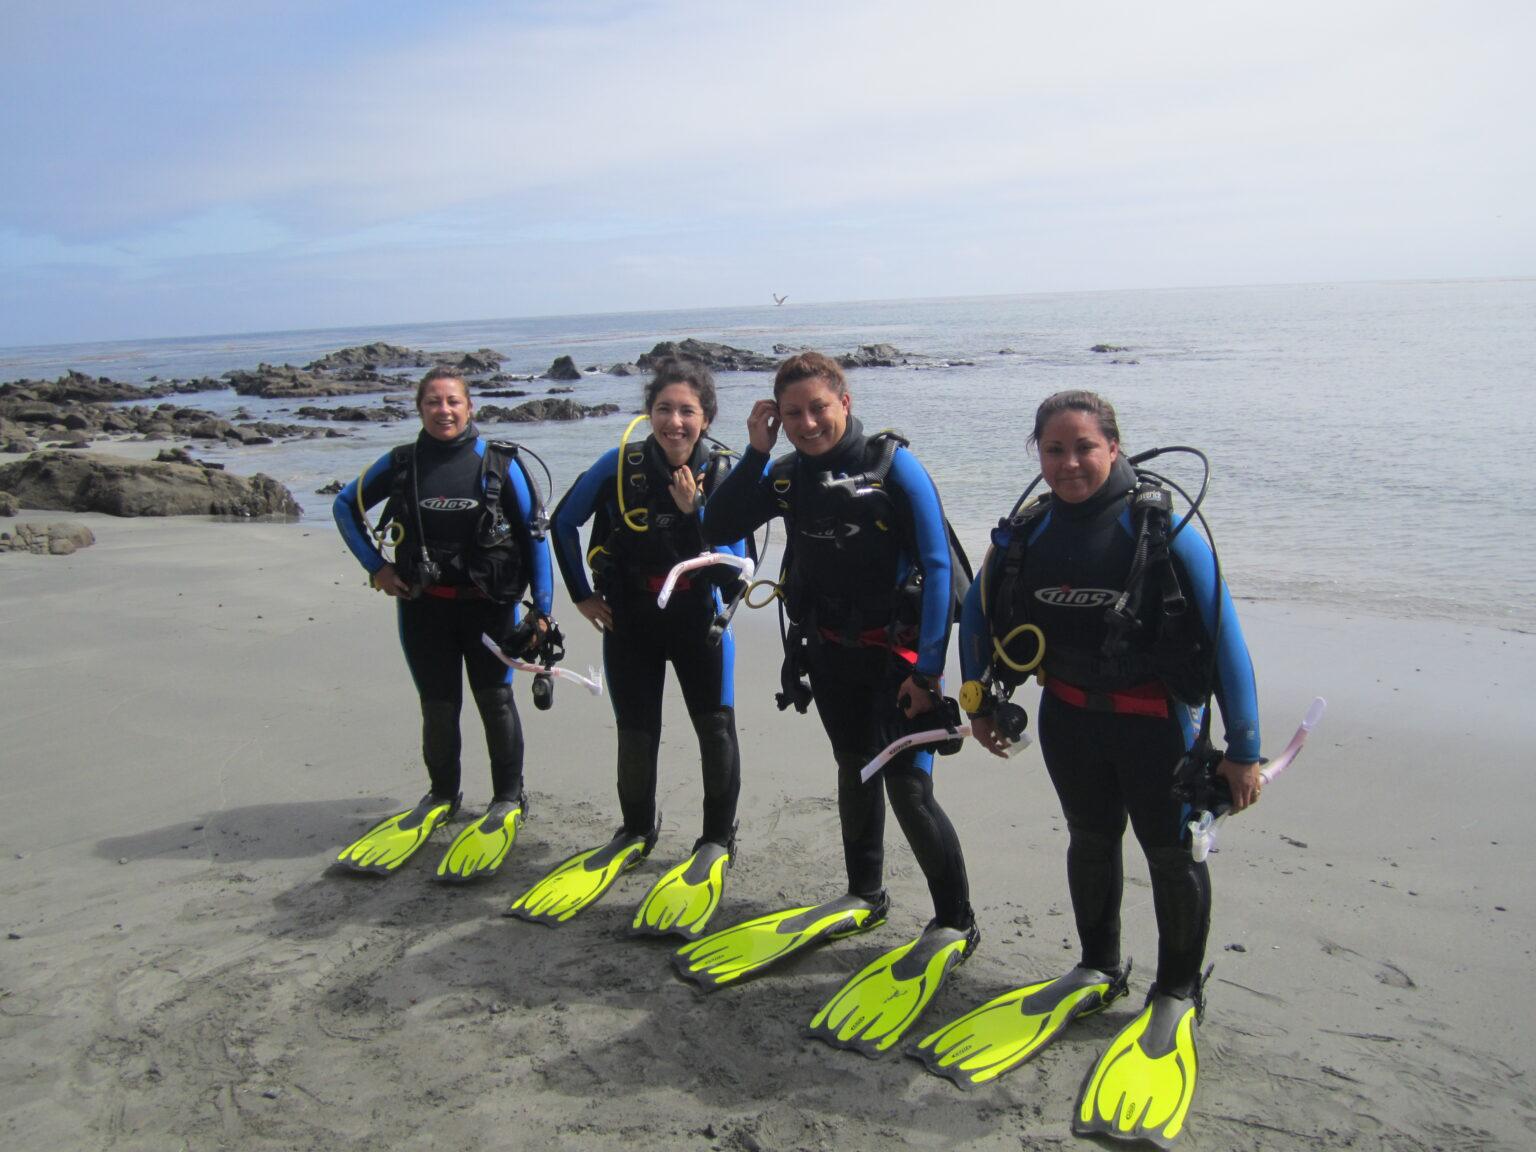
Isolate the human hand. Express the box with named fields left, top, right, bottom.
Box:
left=669, top=464, right=702, bottom=513
left=747, top=399, right=781, bottom=453
left=897, top=675, right=937, bottom=719
left=968, top=712, right=1013, bottom=758
left=371, top=563, right=411, bottom=597
left=1216, top=757, right=1263, bottom=812
left=576, top=595, right=613, bottom=632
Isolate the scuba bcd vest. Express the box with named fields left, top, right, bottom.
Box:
left=772, top=430, right=971, bottom=633
left=381, top=439, right=547, bottom=603
left=770, top=429, right=972, bottom=713
left=580, top=435, right=744, bottom=594
left=982, top=457, right=1212, bottom=706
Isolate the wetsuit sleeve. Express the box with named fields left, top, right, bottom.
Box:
left=888, top=447, right=952, bottom=678
left=551, top=448, right=619, bottom=603
left=703, top=457, right=749, bottom=560
left=701, top=445, right=778, bottom=545
left=495, top=451, right=554, bottom=616
left=1171, top=526, right=1260, bottom=761
left=958, top=546, right=998, bottom=685
left=332, top=450, right=397, bottom=575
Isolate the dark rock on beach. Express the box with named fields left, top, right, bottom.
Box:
left=837, top=343, right=909, bottom=368
left=305, top=343, right=429, bottom=373
left=223, top=364, right=382, bottom=399
left=1090, top=344, right=1130, bottom=354
left=315, top=479, right=345, bottom=495
left=478, top=399, right=620, bottom=423
left=636, top=339, right=777, bottom=372
left=304, top=344, right=506, bottom=377
left=155, top=447, right=225, bottom=470
left=0, top=520, right=96, bottom=555
left=0, top=370, right=224, bottom=404
left=543, top=356, right=582, bottom=382
left=0, top=490, right=17, bottom=516
left=446, top=349, right=506, bottom=376
left=294, top=405, right=410, bottom=424
left=0, top=451, right=302, bottom=518
left=607, top=362, right=642, bottom=377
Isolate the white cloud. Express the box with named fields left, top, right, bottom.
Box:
left=3, top=0, right=1533, bottom=343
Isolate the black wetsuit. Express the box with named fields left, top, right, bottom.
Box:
left=960, top=455, right=1259, bottom=996
left=704, top=417, right=973, bottom=930
left=552, top=436, right=744, bottom=846
left=335, top=425, right=554, bottom=803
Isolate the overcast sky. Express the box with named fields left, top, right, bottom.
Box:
left=3, top=0, right=1532, bottom=346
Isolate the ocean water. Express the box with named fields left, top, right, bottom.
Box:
left=4, top=278, right=1533, bottom=631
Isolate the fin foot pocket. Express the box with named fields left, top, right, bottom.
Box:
left=631, top=839, right=733, bottom=940
left=435, top=795, right=525, bottom=882
left=507, top=821, right=656, bottom=925
left=1073, top=982, right=1201, bottom=1149
left=672, top=891, right=888, bottom=991
left=335, top=792, right=459, bottom=875
left=910, top=960, right=1132, bottom=1089
left=807, top=919, right=980, bottom=1057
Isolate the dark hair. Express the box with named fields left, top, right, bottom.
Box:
left=773, top=351, right=847, bottom=399
left=644, top=358, right=717, bottom=424
left=1028, top=390, right=1121, bottom=450
left=416, top=366, right=470, bottom=409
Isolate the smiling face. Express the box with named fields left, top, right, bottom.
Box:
left=649, top=381, right=708, bottom=466
left=418, top=376, right=473, bottom=441
left=777, top=375, right=851, bottom=457
left=1037, top=408, right=1119, bottom=503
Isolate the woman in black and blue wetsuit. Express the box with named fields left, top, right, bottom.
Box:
left=332, top=367, right=555, bottom=882
left=684, top=351, right=977, bottom=1020
left=509, top=358, right=746, bottom=938
left=951, top=389, right=1260, bottom=1144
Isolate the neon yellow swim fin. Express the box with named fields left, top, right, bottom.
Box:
left=1074, top=979, right=1205, bottom=1149
left=911, top=962, right=1131, bottom=1088
left=631, top=835, right=734, bottom=941
left=508, top=823, right=657, bottom=925
left=335, top=792, right=459, bottom=875
left=435, top=795, right=526, bottom=882
left=673, top=891, right=889, bottom=991
left=807, top=920, right=980, bottom=1056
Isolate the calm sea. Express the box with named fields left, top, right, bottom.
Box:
left=4, top=279, right=1533, bottom=631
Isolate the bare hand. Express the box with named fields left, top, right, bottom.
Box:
left=577, top=595, right=613, bottom=632
left=669, top=465, right=702, bottom=513
left=747, top=399, right=781, bottom=454
left=897, top=675, right=937, bottom=719
left=968, top=712, right=1013, bottom=758
left=1216, top=757, right=1263, bottom=812
left=372, top=563, right=411, bottom=597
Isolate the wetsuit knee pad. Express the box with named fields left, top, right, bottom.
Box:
left=882, top=763, right=935, bottom=812
left=471, top=683, right=513, bottom=716
left=689, top=707, right=735, bottom=741
left=1065, top=823, right=1119, bottom=864
left=1144, top=844, right=1200, bottom=882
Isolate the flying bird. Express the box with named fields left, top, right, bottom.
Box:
left=773, top=294, right=788, bottom=306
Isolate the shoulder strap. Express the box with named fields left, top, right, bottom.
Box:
left=483, top=440, right=548, bottom=541
left=1102, top=476, right=1172, bottom=645
left=768, top=453, right=797, bottom=515
left=984, top=494, right=1051, bottom=622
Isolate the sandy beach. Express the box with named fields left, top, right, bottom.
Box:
left=2, top=514, right=1533, bottom=1151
